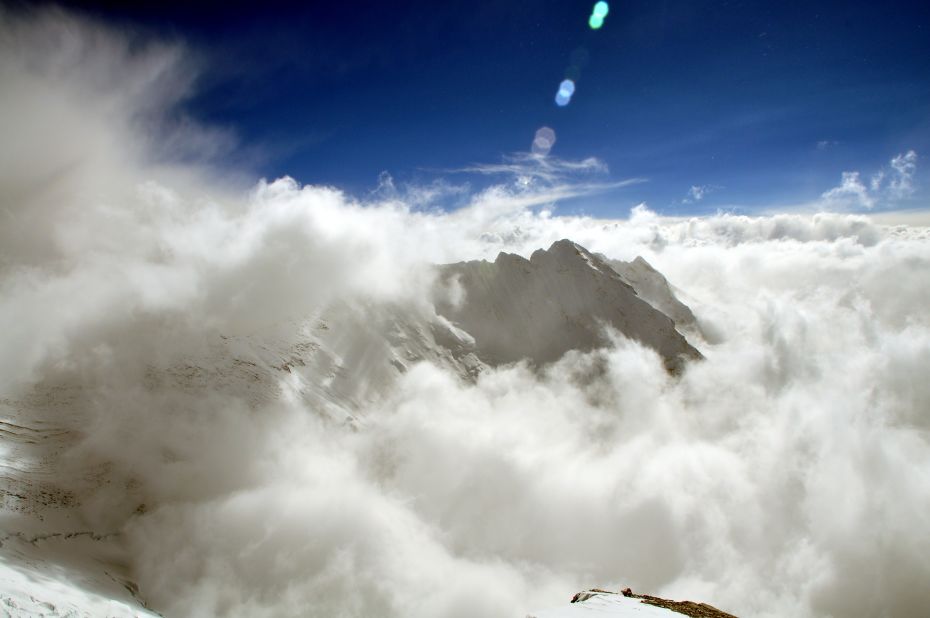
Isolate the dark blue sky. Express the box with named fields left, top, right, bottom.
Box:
left=55, top=0, right=930, bottom=215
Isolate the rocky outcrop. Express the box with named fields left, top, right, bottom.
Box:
left=530, top=587, right=738, bottom=618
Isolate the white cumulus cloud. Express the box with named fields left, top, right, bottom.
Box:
left=821, top=150, right=919, bottom=210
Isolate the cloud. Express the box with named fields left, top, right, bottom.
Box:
left=821, top=171, right=875, bottom=209
left=682, top=184, right=720, bottom=204
left=370, top=171, right=471, bottom=210
left=820, top=151, right=919, bottom=211
left=2, top=8, right=930, bottom=618
left=97, top=216, right=930, bottom=618
left=889, top=150, right=918, bottom=198
left=452, top=152, right=621, bottom=187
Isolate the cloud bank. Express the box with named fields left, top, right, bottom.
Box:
left=2, top=8, right=930, bottom=618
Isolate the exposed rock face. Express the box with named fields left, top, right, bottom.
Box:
left=436, top=239, right=702, bottom=373
left=619, top=588, right=738, bottom=618
left=608, top=255, right=699, bottom=332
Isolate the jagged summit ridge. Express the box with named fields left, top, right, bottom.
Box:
left=437, top=239, right=702, bottom=372
left=608, top=254, right=699, bottom=333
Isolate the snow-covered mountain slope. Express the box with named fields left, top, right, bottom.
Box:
left=436, top=239, right=702, bottom=373
left=200, top=300, right=484, bottom=425
left=0, top=535, right=158, bottom=617
left=0, top=383, right=159, bottom=617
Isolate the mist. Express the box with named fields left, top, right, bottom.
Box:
left=2, top=8, right=929, bottom=618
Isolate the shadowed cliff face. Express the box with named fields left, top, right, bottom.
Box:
left=436, top=239, right=702, bottom=373
left=608, top=256, right=700, bottom=334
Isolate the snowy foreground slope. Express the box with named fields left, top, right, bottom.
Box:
left=0, top=240, right=704, bottom=617
left=531, top=593, right=681, bottom=618
left=0, top=391, right=160, bottom=616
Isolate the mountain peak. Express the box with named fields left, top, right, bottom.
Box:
left=494, top=251, right=530, bottom=266
left=438, top=240, right=701, bottom=372
left=537, top=239, right=596, bottom=263
left=548, top=238, right=585, bottom=252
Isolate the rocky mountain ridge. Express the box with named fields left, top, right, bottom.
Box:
left=436, top=239, right=702, bottom=373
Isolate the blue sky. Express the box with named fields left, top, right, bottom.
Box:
left=51, top=0, right=930, bottom=216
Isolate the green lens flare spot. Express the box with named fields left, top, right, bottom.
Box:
left=588, top=14, right=604, bottom=29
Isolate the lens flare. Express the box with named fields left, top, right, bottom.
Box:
left=531, top=126, right=556, bottom=155
left=555, top=79, right=575, bottom=106
left=588, top=2, right=608, bottom=29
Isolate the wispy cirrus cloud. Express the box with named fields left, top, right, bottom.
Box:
left=443, top=153, right=645, bottom=208
left=452, top=152, right=609, bottom=184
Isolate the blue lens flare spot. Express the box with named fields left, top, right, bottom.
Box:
left=532, top=126, right=557, bottom=155
left=593, top=1, right=609, bottom=19
left=555, top=78, right=575, bottom=106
